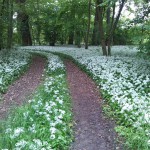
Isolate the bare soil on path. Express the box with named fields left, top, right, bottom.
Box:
left=64, top=60, right=121, bottom=150
left=0, top=56, right=46, bottom=119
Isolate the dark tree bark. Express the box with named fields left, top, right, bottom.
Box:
left=92, top=4, right=100, bottom=45
left=97, top=0, right=107, bottom=56
left=7, top=0, right=13, bottom=49
left=97, top=0, right=126, bottom=56
left=106, top=4, right=111, bottom=55
left=16, top=0, right=32, bottom=46
left=107, top=0, right=126, bottom=55
left=75, top=31, right=81, bottom=48
left=60, top=34, right=64, bottom=45
left=17, top=12, right=32, bottom=46
left=68, top=31, right=74, bottom=44
left=49, top=31, right=56, bottom=46
left=36, top=0, right=41, bottom=45
left=68, top=2, right=75, bottom=45
left=108, top=0, right=126, bottom=41
left=0, top=0, right=6, bottom=50
left=85, top=0, right=91, bottom=49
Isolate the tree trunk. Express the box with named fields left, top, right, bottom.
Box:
left=16, top=0, right=32, bottom=46
left=60, top=34, right=64, bottom=45
left=7, top=0, right=13, bottom=49
left=36, top=0, right=41, bottom=45
left=106, top=4, right=111, bottom=55
left=75, top=31, right=81, bottom=48
left=92, top=4, right=99, bottom=45
left=108, top=0, right=126, bottom=45
left=107, top=39, right=111, bottom=56
left=37, top=24, right=41, bottom=45
left=0, top=0, right=5, bottom=50
left=97, top=0, right=107, bottom=56
left=95, top=0, right=126, bottom=56
left=85, top=0, right=91, bottom=49
left=68, top=31, right=74, bottom=44
left=17, top=12, right=32, bottom=46
left=49, top=31, right=56, bottom=46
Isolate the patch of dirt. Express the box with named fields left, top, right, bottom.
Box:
left=64, top=60, right=122, bottom=150
left=0, top=56, right=46, bottom=119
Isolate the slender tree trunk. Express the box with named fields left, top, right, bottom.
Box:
left=7, top=0, right=13, bottom=49
left=60, top=34, right=64, bottom=45
left=108, top=0, right=126, bottom=46
left=92, top=12, right=96, bottom=45
left=110, top=3, right=116, bottom=33
left=0, top=0, right=6, bottom=50
left=68, top=32, right=74, bottom=44
left=92, top=4, right=98, bottom=45
left=36, top=0, right=41, bottom=45
left=107, top=0, right=125, bottom=56
left=16, top=0, right=32, bottom=46
left=49, top=31, right=56, bottom=46
left=107, top=39, right=111, bottom=56
left=31, top=20, right=36, bottom=45
left=106, top=5, right=111, bottom=55
left=97, top=0, right=107, bottom=56
left=96, top=0, right=126, bottom=56
left=68, top=4, right=75, bottom=45
left=37, top=25, right=41, bottom=45
left=85, top=0, right=91, bottom=49
left=75, top=31, right=81, bottom=48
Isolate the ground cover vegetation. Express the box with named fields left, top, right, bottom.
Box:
left=0, top=49, right=30, bottom=96
left=0, top=51, right=73, bottom=150
left=0, top=0, right=150, bottom=149
left=21, top=45, right=150, bottom=149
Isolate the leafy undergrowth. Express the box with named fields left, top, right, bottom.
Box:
left=0, top=52, right=73, bottom=150
left=20, top=46, right=150, bottom=150
left=0, top=49, right=31, bottom=97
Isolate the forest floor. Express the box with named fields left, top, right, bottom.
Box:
left=0, top=56, right=46, bottom=119
left=0, top=56, right=122, bottom=149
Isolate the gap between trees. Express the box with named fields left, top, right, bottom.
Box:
left=0, top=0, right=149, bottom=55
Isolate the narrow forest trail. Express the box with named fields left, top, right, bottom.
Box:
left=0, top=56, right=46, bottom=119
left=64, top=60, right=120, bottom=150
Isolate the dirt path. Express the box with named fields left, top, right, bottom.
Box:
left=0, top=56, right=46, bottom=119
left=64, top=60, right=119, bottom=150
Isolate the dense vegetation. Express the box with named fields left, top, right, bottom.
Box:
left=0, top=0, right=149, bottom=55
left=0, top=0, right=150, bottom=149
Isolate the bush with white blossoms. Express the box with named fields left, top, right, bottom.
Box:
left=0, top=52, right=72, bottom=150
left=0, top=49, right=30, bottom=94
left=20, top=45, right=149, bottom=149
